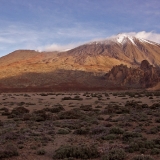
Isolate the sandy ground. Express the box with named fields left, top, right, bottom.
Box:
left=0, top=91, right=160, bottom=160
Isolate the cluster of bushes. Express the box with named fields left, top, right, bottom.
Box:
left=1, top=106, right=29, bottom=119
left=58, top=109, right=84, bottom=119
left=53, top=145, right=99, bottom=159
left=101, top=149, right=126, bottom=160
left=62, top=96, right=83, bottom=100
left=0, top=144, right=19, bottom=159
left=131, top=155, right=155, bottom=160
left=80, top=105, right=93, bottom=111
left=43, top=105, right=64, bottom=113
left=103, top=104, right=130, bottom=114
left=127, top=137, right=160, bottom=154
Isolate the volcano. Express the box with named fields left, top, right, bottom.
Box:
left=0, top=34, right=160, bottom=91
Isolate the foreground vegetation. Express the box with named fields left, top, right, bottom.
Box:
left=0, top=91, right=160, bottom=159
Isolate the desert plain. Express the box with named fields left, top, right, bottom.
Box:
left=0, top=91, right=160, bottom=160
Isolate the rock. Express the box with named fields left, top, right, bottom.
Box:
left=106, top=60, right=160, bottom=88
left=140, top=60, right=150, bottom=70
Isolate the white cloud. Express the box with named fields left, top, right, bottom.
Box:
left=38, top=43, right=82, bottom=52
left=135, top=31, right=160, bottom=43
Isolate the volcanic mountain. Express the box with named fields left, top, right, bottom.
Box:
left=61, top=34, right=160, bottom=72
left=0, top=34, right=160, bottom=91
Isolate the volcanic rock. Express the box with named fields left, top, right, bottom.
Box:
left=106, top=60, right=160, bottom=88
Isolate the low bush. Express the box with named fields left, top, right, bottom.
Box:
left=53, top=145, right=99, bottom=159
left=0, top=144, right=19, bottom=158
left=58, top=109, right=83, bottom=119
left=122, top=132, right=142, bottom=142
left=90, top=126, right=107, bottom=135
left=62, top=97, right=72, bottom=100
left=102, top=134, right=118, bottom=140
left=44, top=106, right=64, bottom=113
left=10, top=107, right=29, bottom=117
left=150, top=103, right=160, bottom=109
left=36, top=149, right=46, bottom=155
left=57, top=129, right=70, bottom=134
left=150, top=148, right=160, bottom=155
left=127, top=140, right=156, bottom=153
left=80, top=105, right=92, bottom=111
left=101, top=149, right=126, bottom=160
left=109, top=127, right=124, bottom=134
left=131, top=155, right=155, bottom=160
left=73, top=127, right=89, bottom=135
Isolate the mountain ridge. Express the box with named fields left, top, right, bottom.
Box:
left=0, top=34, right=160, bottom=91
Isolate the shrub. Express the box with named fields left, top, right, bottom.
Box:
left=148, top=126, right=160, bottom=134
left=125, top=100, right=139, bottom=108
left=131, top=155, right=155, bottom=160
left=80, top=105, right=92, bottom=111
left=44, top=106, right=64, bottom=113
left=8, top=107, right=29, bottom=118
left=59, top=109, right=83, bottom=119
left=32, top=110, right=48, bottom=121
left=144, top=141, right=155, bottom=149
left=72, top=96, right=83, bottom=100
left=102, top=134, right=118, bottom=140
left=53, top=145, right=99, bottom=159
left=73, top=127, right=89, bottom=135
left=90, top=126, right=107, bottom=135
left=141, top=104, right=149, bottom=108
left=127, top=140, right=155, bottom=153
left=122, top=132, right=142, bottom=142
left=22, top=113, right=31, bottom=121
left=40, top=93, right=48, bottom=96
left=109, top=127, right=124, bottom=134
left=150, top=148, right=160, bottom=155
left=62, top=97, right=72, bottom=100
left=4, top=132, right=19, bottom=140
left=101, top=149, right=126, bottom=160
left=0, top=107, right=9, bottom=112
left=0, top=120, right=3, bottom=126
left=57, top=129, right=70, bottom=134
left=153, top=137, right=160, bottom=145
left=155, top=118, right=160, bottom=123
left=37, top=149, right=46, bottom=155
left=1, top=110, right=10, bottom=116
left=0, top=144, right=19, bottom=158
left=11, top=107, right=29, bottom=116
left=150, top=103, right=160, bottom=109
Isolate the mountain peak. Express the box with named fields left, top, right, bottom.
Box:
left=88, top=34, right=136, bottom=45
left=115, top=33, right=135, bottom=44
left=113, top=33, right=158, bottom=46
left=89, top=33, right=157, bottom=46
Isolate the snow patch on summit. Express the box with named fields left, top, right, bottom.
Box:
left=115, top=34, right=136, bottom=45
left=138, top=38, right=156, bottom=45
left=87, top=33, right=158, bottom=46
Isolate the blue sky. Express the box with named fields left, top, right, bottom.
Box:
left=0, top=0, right=160, bottom=57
